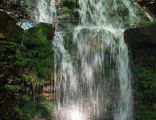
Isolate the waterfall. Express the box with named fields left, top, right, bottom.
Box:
left=34, top=0, right=56, bottom=23
left=25, top=0, right=56, bottom=23
left=52, top=0, right=151, bottom=120
left=19, top=0, right=150, bottom=119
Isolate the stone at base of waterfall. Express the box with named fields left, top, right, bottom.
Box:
left=124, top=23, right=156, bottom=50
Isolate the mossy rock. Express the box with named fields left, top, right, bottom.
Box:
left=24, top=23, right=55, bottom=47
left=116, top=1, right=152, bottom=27
left=16, top=22, right=55, bottom=80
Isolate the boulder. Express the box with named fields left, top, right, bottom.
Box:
left=24, top=23, right=55, bottom=47
left=125, top=22, right=156, bottom=120
left=124, top=23, right=156, bottom=50
left=124, top=23, right=156, bottom=66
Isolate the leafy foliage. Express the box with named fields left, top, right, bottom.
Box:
left=5, top=84, right=21, bottom=92
left=0, top=23, right=54, bottom=119
left=16, top=23, right=54, bottom=80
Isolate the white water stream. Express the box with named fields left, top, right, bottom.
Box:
left=54, top=0, right=151, bottom=120
left=24, top=0, right=56, bottom=23
left=24, top=0, right=151, bottom=120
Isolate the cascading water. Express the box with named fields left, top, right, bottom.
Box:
left=53, top=0, right=151, bottom=120
left=25, top=0, right=56, bottom=23
left=34, top=0, right=56, bottom=23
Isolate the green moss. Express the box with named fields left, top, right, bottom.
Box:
left=133, top=65, right=156, bottom=119
left=9, top=23, right=55, bottom=119
left=18, top=95, right=32, bottom=103
left=15, top=98, right=55, bottom=120
left=133, top=65, right=156, bottom=92
left=16, top=46, right=54, bottom=78
left=136, top=106, right=156, bottom=120
left=16, top=23, right=54, bottom=80
left=5, top=84, right=21, bottom=92
left=0, top=14, right=55, bottom=120
left=36, top=97, right=55, bottom=119
left=63, top=7, right=73, bottom=15
left=24, top=23, right=53, bottom=47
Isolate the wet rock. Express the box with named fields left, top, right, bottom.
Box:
left=126, top=20, right=156, bottom=120
left=124, top=23, right=156, bottom=72
left=124, top=23, right=156, bottom=50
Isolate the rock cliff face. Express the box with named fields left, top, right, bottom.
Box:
left=0, top=10, right=16, bottom=39
left=0, top=10, right=55, bottom=81
left=0, top=10, right=55, bottom=119
left=137, top=0, right=156, bottom=17
left=124, top=24, right=156, bottom=120
left=0, top=11, right=22, bottom=84
left=124, top=23, right=156, bottom=67
left=125, top=23, right=156, bottom=50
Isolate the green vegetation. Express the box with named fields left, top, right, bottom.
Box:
left=15, top=23, right=54, bottom=120
left=0, top=22, right=55, bottom=119
left=61, top=0, right=79, bottom=19
left=61, top=0, right=77, bottom=9
left=133, top=65, right=156, bottom=120
left=15, top=97, right=55, bottom=120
